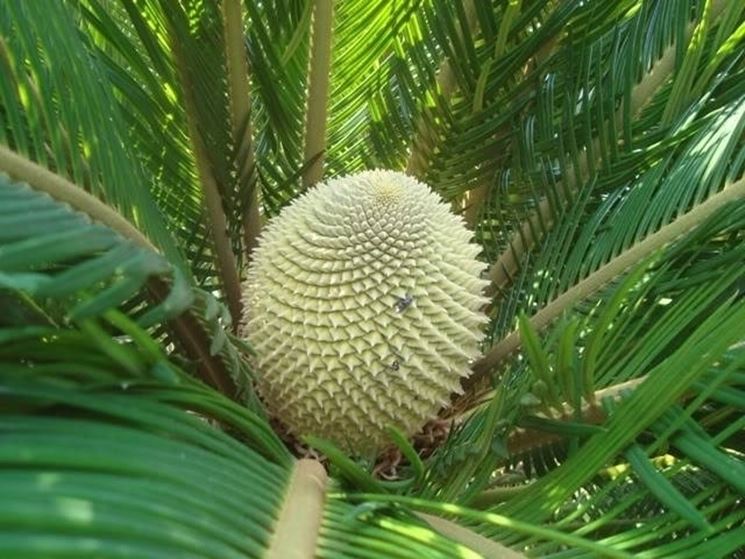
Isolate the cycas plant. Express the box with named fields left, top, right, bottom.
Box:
left=1, top=0, right=744, bottom=557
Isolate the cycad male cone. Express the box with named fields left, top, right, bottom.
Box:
left=242, top=170, right=489, bottom=452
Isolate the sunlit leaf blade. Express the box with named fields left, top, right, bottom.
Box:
left=1, top=0, right=744, bottom=557
left=0, top=173, right=191, bottom=325
left=0, top=1, right=187, bottom=272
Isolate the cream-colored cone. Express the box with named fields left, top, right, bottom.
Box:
left=242, top=170, right=489, bottom=452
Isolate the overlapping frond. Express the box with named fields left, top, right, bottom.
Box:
left=0, top=172, right=190, bottom=326
left=477, top=0, right=741, bottom=290
left=479, top=91, right=745, bottom=366
left=0, top=160, right=250, bottom=396
left=0, top=1, right=186, bottom=270
left=1, top=322, right=498, bottom=558
left=84, top=0, right=251, bottom=316
left=80, top=0, right=216, bottom=281
left=429, top=191, right=745, bottom=554
left=1, top=0, right=744, bottom=557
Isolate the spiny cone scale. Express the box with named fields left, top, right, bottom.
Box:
left=242, top=170, right=489, bottom=452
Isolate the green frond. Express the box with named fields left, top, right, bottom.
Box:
left=0, top=1, right=187, bottom=272
left=1, top=328, right=506, bottom=558
left=0, top=172, right=189, bottom=326
left=2, top=1, right=744, bottom=557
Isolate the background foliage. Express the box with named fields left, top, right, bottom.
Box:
left=1, top=0, right=744, bottom=557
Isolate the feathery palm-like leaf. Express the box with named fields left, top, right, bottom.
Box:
left=1, top=0, right=744, bottom=557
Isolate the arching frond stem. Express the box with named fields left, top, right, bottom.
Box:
left=0, top=145, right=238, bottom=398
left=169, top=25, right=243, bottom=325
left=0, top=144, right=155, bottom=250
left=470, top=174, right=745, bottom=385
left=419, top=513, right=527, bottom=558
left=350, top=494, right=635, bottom=558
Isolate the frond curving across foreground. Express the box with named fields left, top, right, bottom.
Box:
left=242, top=170, right=489, bottom=451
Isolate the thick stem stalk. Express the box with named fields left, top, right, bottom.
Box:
left=169, top=25, right=243, bottom=325
left=266, top=459, right=327, bottom=559
left=302, top=0, right=334, bottom=189
left=221, top=0, right=262, bottom=260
